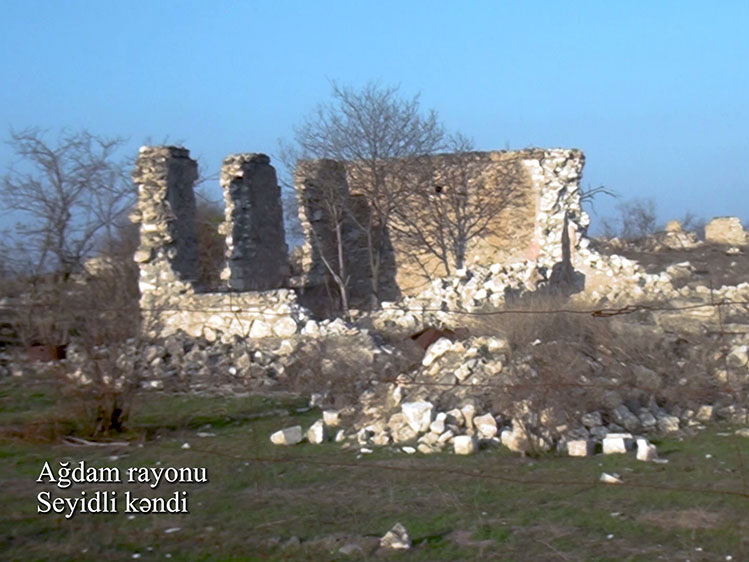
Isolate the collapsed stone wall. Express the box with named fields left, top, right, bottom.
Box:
left=295, top=148, right=589, bottom=297
left=131, top=146, right=305, bottom=342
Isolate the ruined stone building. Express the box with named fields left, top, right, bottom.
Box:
left=295, top=148, right=589, bottom=296
left=131, top=145, right=589, bottom=339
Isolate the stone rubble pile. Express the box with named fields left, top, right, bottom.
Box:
left=705, top=216, right=748, bottom=246
left=11, top=319, right=396, bottom=396
left=595, top=215, right=748, bottom=254
left=374, top=249, right=676, bottom=331
left=602, top=220, right=701, bottom=253
left=268, top=321, right=749, bottom=457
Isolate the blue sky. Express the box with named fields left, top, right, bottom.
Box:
left=2, top=0, right=747, bottom=230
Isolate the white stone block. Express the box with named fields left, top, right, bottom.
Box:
left=422, top=338, right=453, bottom=367
left=600, top=472, right=623, bottom=484
left=402, top=401, right=434, bottom=433
left=636, top=438, right=658, bottom=461
left=301, top=320, right=320, bottom=337
left=270, top=425, right=303, bottom=446
left=460, top=404, right=476, bottom=429
left=453, top=435, right=478, bottom=455
left=380, top=523, right=411, bottom=550
left=474, top=413, right=498, bottom=439
left=322, top=409, right=341, bottom=427
left=602, top=433, right=633, bottom=454
left=438, top=429, right=454, bottom=444
left=567, top=439, right=594, bottom=457
left=696, top=405, right=714, bottom=423
left=306, top=420, right=326, bottom=444
left=272, top=316, right=298, bottom=338
left=429, top=412, right=447, bottom=434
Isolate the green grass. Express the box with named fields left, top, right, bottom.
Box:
left=1, top=374, right=748, bottom=561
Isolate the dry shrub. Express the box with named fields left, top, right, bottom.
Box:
left=59, top=254, right=141, bottom=436
left=471, top=294, right=723, bottom=440
left=62, top=345, right=140, bottom=436
left=7, top=253, right=142, bottom=439
left=280, top=335, right=412, bottom=409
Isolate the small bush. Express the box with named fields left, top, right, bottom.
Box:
left=472, top=294, right=724, bottom=443
left=280, top=335, right=413, bottom=409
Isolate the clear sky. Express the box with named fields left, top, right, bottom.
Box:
left=1, top=0, right=747, bottom=230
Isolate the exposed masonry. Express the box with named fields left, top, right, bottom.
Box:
left=293, top=159, right=349, bottom=292
left=295, top=148, right=589, bottom=296
left=132, top=146, right=306, bottom=342
left=293, top=160, right=399, bottom=308
left=132, top=145, right=590, bottom=338
left=524, top=149, right=589, bottom=264
left=131, top=146, right=199, bottom=304
left=219, top=153, right=289, bottom=290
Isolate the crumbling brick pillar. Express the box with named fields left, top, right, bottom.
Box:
left=130, top=146, right=199, bottom=308
left=219, top=153, right=289, bottom=290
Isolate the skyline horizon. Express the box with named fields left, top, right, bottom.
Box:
left=2, top=1, right=747, bottom=237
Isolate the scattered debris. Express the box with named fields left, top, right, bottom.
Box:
left=379, top=523, right=411, bottom=550
left=600, top=473, right=624, bottom=484
left=636, top=438, right=658, bottom=462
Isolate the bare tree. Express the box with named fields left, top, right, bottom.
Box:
left=601, top=198, right=658, bottom=240
left=287, top=81, right=448, bottom=305
left=294, top=160, right=355, bottom=314
left=1, top=128, right=133, bottom=277
left=390, top=136, right=524, bottom=278
left=0, top=128, right=134, bottom=346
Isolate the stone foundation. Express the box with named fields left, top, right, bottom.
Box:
left=144, top=289, right=308, bottom=342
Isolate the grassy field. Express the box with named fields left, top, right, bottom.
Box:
left=1, top=374, right=748, bottom=561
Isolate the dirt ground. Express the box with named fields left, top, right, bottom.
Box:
left=597, top=241, right=749, bottom=290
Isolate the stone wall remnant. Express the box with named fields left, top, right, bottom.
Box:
left=294, top=159, right=349, bottom=289
left=132, top=146, right=307, bottom=341
left=295, top=148, right=589, bottom=296
left=523, top=149, right=589, bottom=265
left=660, top=220, right=699, bottom=249
left=131, top=146, right=199, bottom=306
left=219, top=153, right=289, bottom=290
left=705, top=217, right=747, bottom=245
left=294, top=159, right=393, bottom=308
